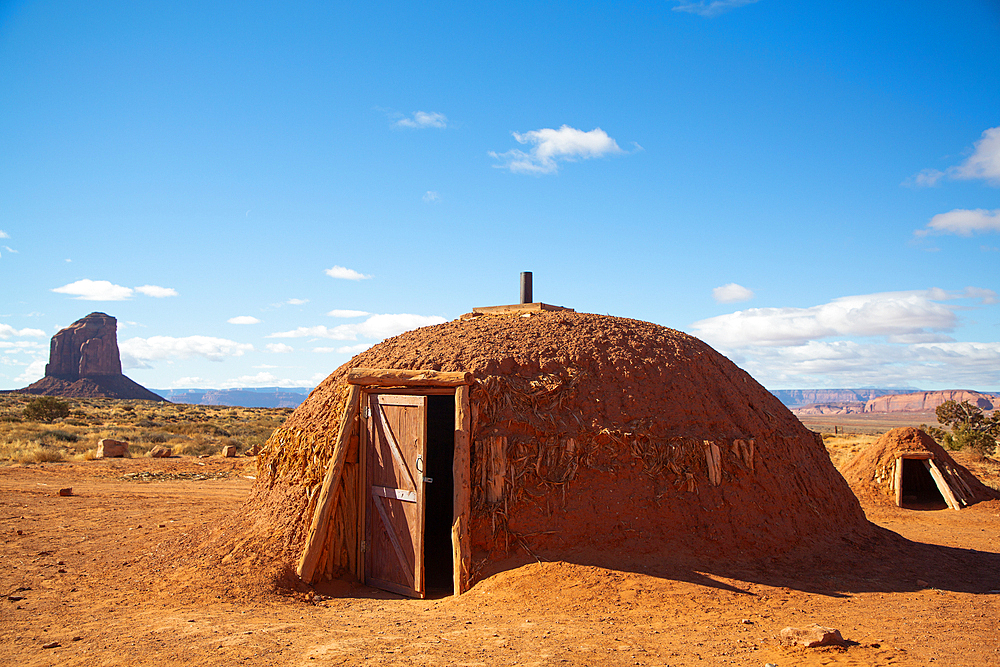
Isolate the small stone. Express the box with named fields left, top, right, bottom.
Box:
left=221, top=445, right=237, bottom=457
left=741, top=618, right=753, bottom=624
left=58, top=488, right=73, bottom=496
left=72, top=636, right=82, bottom=641
left=150, top=446, right=172, bottom=458
left=41, top=641, right=60, bottom=649
left=780, top=624, right=846, bottom=648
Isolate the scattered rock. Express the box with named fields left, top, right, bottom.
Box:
left=221, top=445, right=237, bottom=457
left=41, top=641, right=60, bottom=649
left=244, top=445, right=260, bottom=456
left=780, top=624, right=846, bottom=648
left=58, top=488, right=73, bottom=496
left=96, top=439, right=129, bottom=458
left=150, top=446, right=172, bottom=458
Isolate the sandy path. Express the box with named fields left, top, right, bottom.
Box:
left=2, top=458, right=999, bottom=666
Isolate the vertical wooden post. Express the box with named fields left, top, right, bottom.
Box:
left=452, top=385, right=472, bottom=595
left=297, top=384, right=362, bottom=583
left=894, top=458, right=904, bottom=507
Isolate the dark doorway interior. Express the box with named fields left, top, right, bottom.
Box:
left=424, top=394, right=455, bottom=594
left=900, top=458, right=946, bottom=508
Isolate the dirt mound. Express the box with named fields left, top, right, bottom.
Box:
left=841, top=427, right=999, bottom=507
left=21, top=374, right=166, bottom=401
left=191, top=311, right=871, bottom=597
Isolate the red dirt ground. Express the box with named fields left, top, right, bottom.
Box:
left=2, top=453, right=999, bottom=666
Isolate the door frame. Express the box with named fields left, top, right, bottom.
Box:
left=349, top=369, right=472, bottom=596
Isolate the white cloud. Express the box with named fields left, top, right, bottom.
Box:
left=916, top=208, right=1000, bottom=237
left=489, top=125, right=624, bottom=175
left=671, top=0, right=760, bottom=17
left=396, top=111, right=447, bottom=129
left=712, top=283, right=754, bottom=303
left=119, top=336, right=253, bottom=367
left=266, top=343, right=294, bottom=353
left=15, top=359, right=46, bottom=384
left=325, top=265, right=372, bottom=281
left=51, top=279, right=178, bottom=301
left=0, top=341, right=44, bottom=350
left=692, top=290, right=974, bottom=349
left=0, top=324, right=46, bottom=339
left=0, top=230, right=8, bottom=238
left=691, top=288, right=1000, bottom=389
left=327, top=309, right=370, bottom=318
left=423, top=191, right=441, bottom=203
left=950, top=126, right=1000, bottom=184
left=909, top=126, right=1000, bottom=187
left=52, top=279, right=134, bottom=301
left=228, top=316, right=261, bottom=325
left=134, top=285, right=178, bottom=298
left=286, top=298, right=309, bottom=305
left=1, top=246, right=17, bottom=257
left=725, top=340, right=1000, bottom=390
left=269, top=313, right=446, bottom=341
left=337, top=343, right=372, bottom=355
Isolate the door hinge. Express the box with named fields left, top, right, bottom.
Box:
left=363, top=406, right=370, bottom=419
left=361, top=540, right=367, bottom=553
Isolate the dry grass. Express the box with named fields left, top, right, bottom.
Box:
left=0, top=394, right=291, bottom=463
left=821, top=432, right=881, bottom=470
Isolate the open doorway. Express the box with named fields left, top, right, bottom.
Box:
left=423, top=394, right=455, bottom=595
left=899, top=458, right=947, bottom=509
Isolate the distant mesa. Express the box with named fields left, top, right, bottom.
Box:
left=863, top=390, right=998, bottom=414
left=20, top=312, right=166, bottom=402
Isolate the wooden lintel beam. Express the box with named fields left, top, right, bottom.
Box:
left=347, top=367, right=472, bottom=387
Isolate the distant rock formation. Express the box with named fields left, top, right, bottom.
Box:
left=20, top=313, right=165, bottom=401
left=45, top=312, right=122, bottom=379
left=863, top=390, right=998, bottom=413
left=792, top=402, right=866, bottom=416
left=770, top=388, right=915, bottom=408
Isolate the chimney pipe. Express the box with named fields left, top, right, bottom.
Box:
left=520, top=272, right=533, bottom=304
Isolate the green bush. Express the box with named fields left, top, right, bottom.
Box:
left=23, top=397, right=70, bottom=423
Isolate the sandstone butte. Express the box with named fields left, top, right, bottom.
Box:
left=17, top=312, right=165, bottom=401
left=863, top=390, right=998, bottom=413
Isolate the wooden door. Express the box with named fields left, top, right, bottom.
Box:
left=363, top=393, right=427, bottom=598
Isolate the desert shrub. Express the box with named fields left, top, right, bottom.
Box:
left=23, top=397, right=70, bottom=423
left=46, top=429, right=79, bottom=443
left=0, top=439, right=66, bottom=463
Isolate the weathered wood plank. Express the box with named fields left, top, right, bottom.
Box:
left=453, top=384, right=472, bottom=595
left=347, top=367, right=472, bottom=387
left=296, top=384, right=362, bottom=583
left=894, top=457, right=904, bottom=507
left=469, top=303, right=575, bottom=316
left=485, top=435, right=508, bottom=503
left=926, top=459, right=962, bottom=510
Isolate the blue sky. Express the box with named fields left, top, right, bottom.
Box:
left=2, top=0, right=999, bottom=393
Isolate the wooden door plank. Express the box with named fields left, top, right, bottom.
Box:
left=373, top=400, right=418, bottom=493
left=371, top=490, right=416, bottom=589
left=365, top=393, right=427, bottom=598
